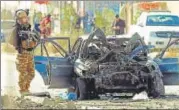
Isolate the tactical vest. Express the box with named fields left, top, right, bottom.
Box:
left=17, top=24, right=37, bottom=51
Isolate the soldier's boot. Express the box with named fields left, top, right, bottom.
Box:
left=20, top=91, right=31, bottom=96
left=19, top=78, right=31, bottom=96
left=24, top=73, right=34, bottom=94
left=19, top=75, right=33, bottom=96
left=76, top=78, right=88, bottom=100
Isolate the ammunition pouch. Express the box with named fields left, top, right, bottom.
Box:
left=21, top=39, right=37, bottom=50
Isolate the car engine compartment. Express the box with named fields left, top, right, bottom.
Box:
left=74, top=28, right=163, bottom=94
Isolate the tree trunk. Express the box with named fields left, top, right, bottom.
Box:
left=125, top=2, right=132, bottom=34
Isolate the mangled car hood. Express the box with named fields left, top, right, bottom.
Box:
left=155, top=38, right=179, bottom=59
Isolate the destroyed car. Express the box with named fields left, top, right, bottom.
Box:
left=72, top=28, right=164, bottom=99
left=33, top=28, right=164, bottom=100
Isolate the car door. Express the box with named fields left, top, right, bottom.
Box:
left=33, top=37, right=74, bottom=88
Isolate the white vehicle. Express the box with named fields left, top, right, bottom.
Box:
left=129, top=11, right=179, bottom=49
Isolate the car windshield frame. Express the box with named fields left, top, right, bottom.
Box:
left=146, top=15, right=179, bottom=26
left=159, top=38, right=179, bottom=58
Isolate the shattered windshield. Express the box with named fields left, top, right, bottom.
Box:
left=81, top=28, right=107, bottom=58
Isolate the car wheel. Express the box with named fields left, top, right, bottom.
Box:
left=75, top=77, right=88, bottom=100
left=148, top=71, right=165, bottom=98
left=86, top=78, right=99, bottom=99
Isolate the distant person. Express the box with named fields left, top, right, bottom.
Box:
left=83, top=12, right=89, bottom=33
left=75, top=15, right=81, bottom=29
left=40, top=14, right=52, bottom=38
left=33, top=11, right=42, bottom=34
left=91, top=16, right=96, bottom=31
left=75, top=15, right=81, bottom=36
left=112, top=14, right=126, bottom=35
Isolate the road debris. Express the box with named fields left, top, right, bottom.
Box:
left=132, top=91, right=149, bottom=100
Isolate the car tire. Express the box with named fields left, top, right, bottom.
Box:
left=86, top=78, right=99, bottom=99
left=149, top=71, right=165, bottom=98
left=75, top=77, right=88, bottom=100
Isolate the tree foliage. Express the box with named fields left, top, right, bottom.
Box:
left=58, top=4, right=84, bottom=47
left=132, top=9, right=141, bottom=24
left=95, top=8, right=115, bottom=35
left=119, top=5, right=126, bottom=20
left=60, top=4, right=78, bottom=34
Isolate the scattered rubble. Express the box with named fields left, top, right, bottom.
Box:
left=132, top=91, right=149, bottom=100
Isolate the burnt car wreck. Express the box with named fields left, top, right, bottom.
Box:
left=33, top=27, right=165, bottom=100
left=73, top=28, right=165, bottom=100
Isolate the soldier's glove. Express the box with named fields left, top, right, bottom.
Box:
left=32, top=30, right=41, bottom=41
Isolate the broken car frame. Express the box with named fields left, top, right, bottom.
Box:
left=31, top=28, right=179, bottom=100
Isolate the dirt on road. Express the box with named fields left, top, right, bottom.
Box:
left=2, top=86, right=179, bottom=109
left=1, top=94, right=179, bottom=109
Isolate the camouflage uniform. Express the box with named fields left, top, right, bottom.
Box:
left=9, top=10, right=35, bottom=93
left=16, top=51, right=35, bottom=93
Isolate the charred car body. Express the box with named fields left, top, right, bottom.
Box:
left=72, top=28, right=164, bottom=99
left=33, top=28, right=165, bottom=100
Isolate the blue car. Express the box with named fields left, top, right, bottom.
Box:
left=34, top=29, right=166, bottom=99
left=153, top=38, right=179, bottom=85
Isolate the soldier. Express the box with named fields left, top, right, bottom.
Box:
left=8, top=9, right=37, bottom=95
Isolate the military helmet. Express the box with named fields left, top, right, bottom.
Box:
left=15, top=10, right=28, bottom=19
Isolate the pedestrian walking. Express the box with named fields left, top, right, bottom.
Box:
left=75, top=14, right=81, bottom=36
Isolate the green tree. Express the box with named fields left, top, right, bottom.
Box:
left=133, top=9, right=141, bottom=24
left=102, top=8, right=115, bottom=35
left=95, top=11, right=106, bottom=29
left=119, top=5, right=126, bottom=20
left=60, top=4, right=77, bottom=34
left=95, top=8, right=115, bottom=35
left=56, top=3, right=84, bottom=48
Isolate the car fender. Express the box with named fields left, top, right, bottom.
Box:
left=146, top=59, right=163, bottom=78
